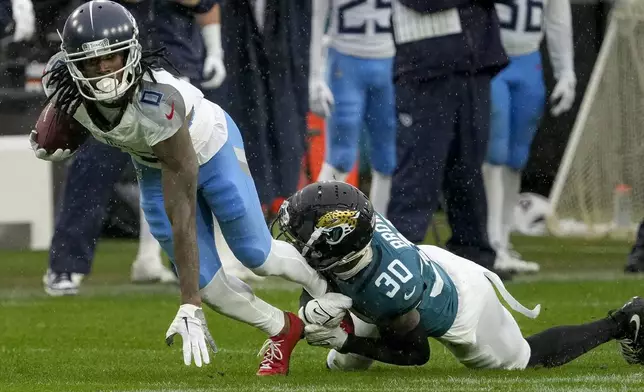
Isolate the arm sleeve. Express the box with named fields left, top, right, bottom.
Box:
left=339, top=320, right=430, bottom=366
left=310, top=0, right=330, bottom=79
left=545, top=0, right=575, bottom=80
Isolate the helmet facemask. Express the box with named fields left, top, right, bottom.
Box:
left=63, top=35, right=142, bottom=103
left=274, top=200, right=374, bottom=275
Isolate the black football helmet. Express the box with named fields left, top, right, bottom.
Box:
left=275, top=181, right=375, bottom=272
left=60, top=1, right=142, bottom=102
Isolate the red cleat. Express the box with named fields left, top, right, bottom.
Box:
left=340, top=314, right=354, bottom=334
left=256, top=312, right=304, bottom=376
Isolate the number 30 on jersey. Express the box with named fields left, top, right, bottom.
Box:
left=374, top=256, right=444, bottom=300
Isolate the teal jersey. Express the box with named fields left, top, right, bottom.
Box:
left=332, top=214, right=459, bottom=337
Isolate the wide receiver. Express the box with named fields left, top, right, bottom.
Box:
left=484, top=0, right=576, bottom=274
left=309, top=0, right=396, bottom=215
left=30, top=1, right=329, bottom=375
left=276, top=181, right=644, bottom=370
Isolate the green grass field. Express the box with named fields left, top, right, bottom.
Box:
left=1, top=231, right=644, bottom=392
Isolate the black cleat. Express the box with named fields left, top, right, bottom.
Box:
left=609, top=296, right=644, bottom=365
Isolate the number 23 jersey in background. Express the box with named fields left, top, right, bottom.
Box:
left=331, top=214, right=459, bottom=337
left=326, top=0, right=394, bottom=59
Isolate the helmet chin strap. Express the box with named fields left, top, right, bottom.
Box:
left=333, top=244, right=373, bottom=281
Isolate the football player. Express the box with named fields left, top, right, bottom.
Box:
left=276, top=181, right=644, bottom=371
left=30, top=1, right=329, bottom=375
left=309, top=0, right=396, bottom=215
left=484, top=0, right=576, bottom=273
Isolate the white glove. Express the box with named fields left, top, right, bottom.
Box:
left=29, top=130, right=74, bottom=161
left=299, top=292, right=353, bottom=328
left=550, top=72, right=576, bottom=117
left=304, top=323, right=348, bottom=350
left=10, top=0, right=35, bottom=42
left=309, top=77, right=334, bottom=117
left=309, top=35, right=334, bottom=117
left=201, top=24, right=226, bottom=89
left=165, top=304, right=218, bottom=367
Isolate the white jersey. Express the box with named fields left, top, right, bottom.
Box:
left=326, top=0, right=395, bottom=59
left=495, top=0, right=574, bottom=78
left=42, top=52, right=228, bottom=168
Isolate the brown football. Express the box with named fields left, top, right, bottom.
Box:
left=34, top=102, right=89, bottom=153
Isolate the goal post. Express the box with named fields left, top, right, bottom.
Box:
left=547, top=0, right=644, bottom=239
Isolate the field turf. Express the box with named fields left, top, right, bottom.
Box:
left=1, top=230, right=643, bottom=391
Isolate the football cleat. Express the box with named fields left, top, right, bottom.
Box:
left=130, top=259, right=177, bottom=284
left=493, top=249, right=540, bottom=274
left=610, top=296, right=644, bottom=365
left=44, top=272, right=80, bottom=296
left=256, top=312, right=304, bottom=376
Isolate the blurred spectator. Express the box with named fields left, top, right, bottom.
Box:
left=219, top=0, right=311, bottom=220
left=387, top=0, right=509, bottom=277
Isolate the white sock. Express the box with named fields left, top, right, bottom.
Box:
left=317, top=162, right=349, bottom=182
left=201, top=269, right=285, bottom=337
left=369, top=170, right=391, bottom=217
left=251, top=239, right=328, bottom=297
left=482, top=163, right=504, bottom=250
left=135, top=208, right=162, bottom=265
left=501, top=167, right=521, bottom=251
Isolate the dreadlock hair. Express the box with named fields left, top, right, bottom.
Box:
left=43, top=47, right=181, bottom=116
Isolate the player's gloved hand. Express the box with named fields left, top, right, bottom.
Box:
left=304, top=323, right=348, bottom=350
left=309, top=35, right=334, bottom=117
left=29, top=130, right=75, bottom=161
left=11, top=0, right=35, bottom=42
left=550, top=72, right=576, bottom=117
left=299, top=292, right=353, bottom=328
left=201, top=24, right=226, bottom=89
left=165, top=304, right=218, bottom=367
left=309, top=77, right=334, bottom=117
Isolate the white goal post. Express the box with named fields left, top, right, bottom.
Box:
left=547, top=0, right=644, bottom=239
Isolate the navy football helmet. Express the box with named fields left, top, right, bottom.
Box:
left=60, top=1, right=142, bottom=102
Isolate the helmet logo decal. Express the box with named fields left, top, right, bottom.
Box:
left=82, top=38, right=110, bottom=53
left=315, top=210, right=360, bottom=245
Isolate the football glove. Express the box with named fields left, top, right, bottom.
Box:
left=29, top=130, right=75, bottom=161
left=11, top=0, right=35, bottom=42
left=550, top=72, right=576, bottom=117
left=201, top=24, right=226, bottom=89
left=309, top=35, right=334, bottom=117
left=309, top=78, right=334, bottom=117
left=304, top=323, right=348, bottom=350
left=299, top=292, right=352, bottom=328
left=165, top=304, right=218, bottom=367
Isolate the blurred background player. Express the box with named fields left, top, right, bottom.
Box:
left=484, top=0, right=576, bottom=274
left=309, top=0, right=396, bottom=216
left=0, top=0, right=35, bottom=42
left=42, top=0, right=227, bottom=296
left=387, top=0, right=507, bottom=277
left=218, top=0, right=311, bottom=223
